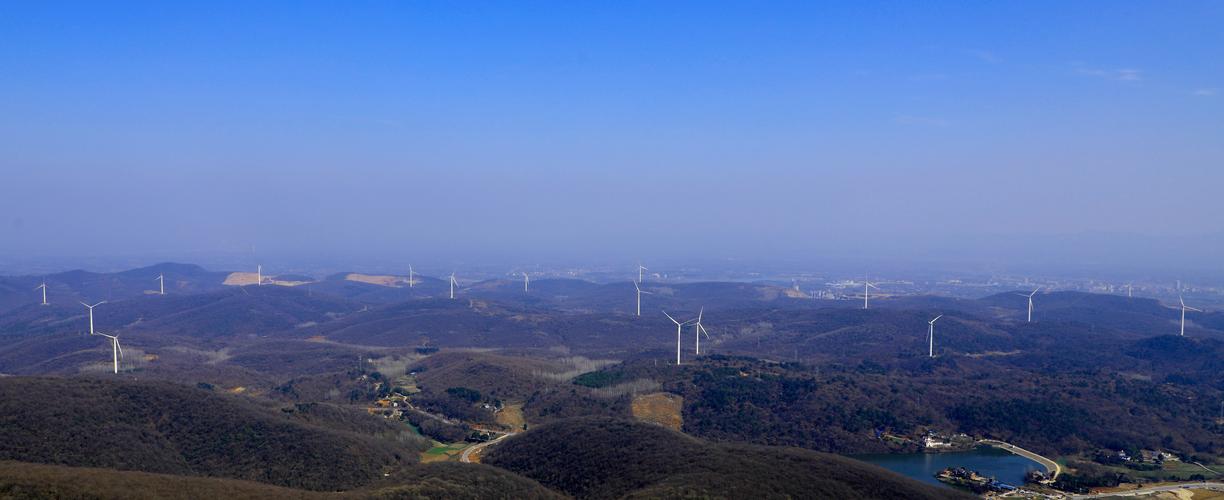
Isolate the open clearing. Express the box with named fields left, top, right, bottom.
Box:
left=345, top=273, right=403, bottom=287
left=496, top=403, right=526, bottom=431
left=631, top=392, right=683, bottom=431
left=222, top=272, right=260, bottom=286
left=420, top=443, right=467, bottom=463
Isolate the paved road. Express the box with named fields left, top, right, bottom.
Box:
left=459, top=432, right=516, bottom=464
left=1069, top=482, right=1224, bottom=498
left=979, top=439, right=1061, bottom=479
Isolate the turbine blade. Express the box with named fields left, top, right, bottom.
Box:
left=662, top=310, right=678, bottom=324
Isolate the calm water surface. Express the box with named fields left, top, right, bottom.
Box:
left=853, top=446, right=1043, bottom=488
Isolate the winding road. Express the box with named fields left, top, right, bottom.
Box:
left=459, top=432, right=516, bottom=463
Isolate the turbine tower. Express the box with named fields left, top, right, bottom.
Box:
left=638, top=264, right=648, bottom=283
left=80, top=301, right=106, bottom=335
left=449, top=273, right=459, bottom=299
left=693, top=307, right=711, bottom=355
left=927, top=314, right=943, bottom=358
left=1180, top=296, right=1202, bottom=337
left=96, top=332, right=123, bottom=374
left=1024, top=287, right=1040, bottom=322
left=155, top=273, right=165, bottom=295
left=35, top=281, right=48, bottom=305
left=662, top=310, right=695, bottom=366
left=862, top=280, right=879, bottom=309
left=408, top=265, right=416, bottom=288
left=523, top=272, right=530, bottom=293
left=634, top=281, right=653, bottom=316
left=257, top=265, right=262, bottom=286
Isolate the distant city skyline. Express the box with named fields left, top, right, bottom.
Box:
left=2, top=3, right=1221, bottom=272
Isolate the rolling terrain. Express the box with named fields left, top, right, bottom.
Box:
left=2, top=263, right=1224, bottom=497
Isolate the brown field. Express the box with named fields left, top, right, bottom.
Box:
left=631, top=392, right=683, bottom=431
left=497, top=403, right=527, bottom=431
left=222, top=272, right=260, bottom=286
left=222, top=272, right=309, bottom=286
left=345, top=273, right=403, bottom=287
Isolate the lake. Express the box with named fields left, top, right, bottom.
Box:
left=853, top=446, right=1044, bottom=489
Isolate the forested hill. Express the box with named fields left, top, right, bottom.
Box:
left=0, top=377, right=427, bottom=491
left=485, top=416, right=971, bottom=500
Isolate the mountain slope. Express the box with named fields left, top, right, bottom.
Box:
left=0, top=377, right=428, bottom=491
left=0, top=461, right=565, bottom=500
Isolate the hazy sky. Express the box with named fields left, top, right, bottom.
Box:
left=1, top=2, right=1221, bottom=272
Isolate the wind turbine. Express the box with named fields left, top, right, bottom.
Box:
left=862, top=280, right=879, bottom=309
left=693, top=307, right=711, bottom=355
left=80, top=301, right=106, bottom=335
left=408, top=265, right=416, bottom=288
left=155, top=273, right=165, bottom=295
left=638, top=264, right=648, bottom=284
left=1022, top=287, right=1040, bottom=322
left=634, top=281, right=653, bottom=316
left=523, top=272, right=530, bottom=293
left=1180, top=296, right=1202, bottom=337
left=1127, top=283, right=1133, bottom=298
left=662, top=310, right=695, bottom=366
left=35, top=281, right=48, bottom=305
left=927, top=314, right=943, bottom=358
left=257, top=265, right=262, bottom=286
left=449, top=272, right=459, bottom=299
left=96, top=332, right=123, bottom=374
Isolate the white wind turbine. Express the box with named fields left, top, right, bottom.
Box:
left=638, top=264, right=648, bottom=283
left=80, top=301, right=106, bottom=335
left=927, top=314, right=943, bottom=358
left=634, top=281, right=653, bottom=317
left=407, top=265, right=416, bottom=288
left=1020, top=287, right=1040, bottom=322
left=693, top=307, right=711, bottom=355
left=862, top=280, right=879, bottom=309
left=35, top=281, right=48, bottom=305
left=257, top=265, right=263, bottom=286
left=449, top=272, right=459, bottom=299
left=1179, top=296, right=1202, bottom=337
left=96, top=332, right=123, bottom=374
left=155, top=273, right=165, bottom=295
left=523, top=272, right=530, bottom=293
left=662, top=310, right=695, bottom=366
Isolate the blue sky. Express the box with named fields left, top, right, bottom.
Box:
left=1, top=2, right=1221, bottom=271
